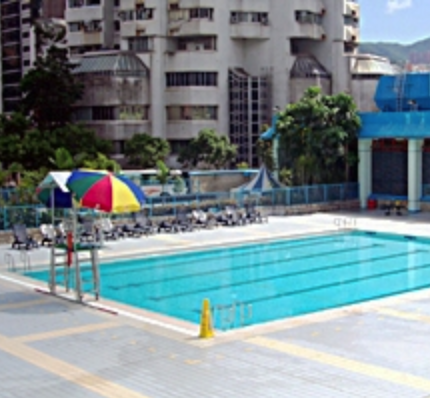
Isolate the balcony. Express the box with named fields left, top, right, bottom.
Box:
left=344, top=25, right=359, bottom=43
left=293, top=0, right=325, bottom=15
left=292, top=23, right=325, bottom=40
left=345, top=1, right=360, bottom=18
left=68, top=30, right=103, bottom=47
left=170, top=0, right=215, bottom=7
left=66, top=6, right=103, bottom=22
left=166, top=120, right=218, bottom=140
left=121, top=19, right=157, bottom=37
left=230, top=23, right=269, bottom=40
left=168, top=19, right=216, bottom=37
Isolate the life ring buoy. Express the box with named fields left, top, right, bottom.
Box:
left=67, top=232, right=73, bottom=266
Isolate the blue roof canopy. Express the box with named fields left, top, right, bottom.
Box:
left=359, top=111, right=430, bottom=139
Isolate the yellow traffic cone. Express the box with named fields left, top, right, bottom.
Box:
left=199, top=298, right=214, bottom=339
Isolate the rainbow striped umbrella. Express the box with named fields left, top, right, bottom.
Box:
left=66, top=170, right=146, bottom=213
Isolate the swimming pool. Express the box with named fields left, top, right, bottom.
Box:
left=27, top=231, right=430, bottom=330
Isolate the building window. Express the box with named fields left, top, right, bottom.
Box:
left=128, top=37, right=152, bottom=52
left=69, top=22, right=81, bottom=32
left=231, top=12, right=269, bottom=24
left=92, top=106, right=115, bottom=120
left=295, top=11, right=323, bottom=25
left=189, top=8, right=213, bottom=20
left=177, top=36, right=216, bottom=51
left=166, top=72, right=218, bottom=87
left=119, top=105, right=149, bottom=120
left=113, top=140, right=125, bottom=154
left=344, top=15, right=358, bottom=27
left=22, top=32, right=29, bottom=39
left=167, top=106, right=218, bottom=120
left=136, top=7, right=153, bottom=20
left=169, top=140, right=190, bottom=154
left=87, top=0, right=101, bottom=6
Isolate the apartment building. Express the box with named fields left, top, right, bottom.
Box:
left=65, top=0, right=362, bottom=166
left=0, top=0, right=66, bottom=113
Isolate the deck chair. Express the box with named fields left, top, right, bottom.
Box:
left=40, top=224, right=57, bottom=246
left=191, top=210, right=216, bottom=229
left=79, top=219, right=96, bottom=242
left=98, top=218, right=122, bottom=240
left=174, top=211, right=194, bottom=232
left=244, top=205, right=268, bottom=224
left=157, top=218, right=177, bottom=233
left=11, top=224, right=38, bottom=250
left=134, top=213, right=157, bottom=235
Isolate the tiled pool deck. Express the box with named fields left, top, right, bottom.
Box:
left=2, top=211, right=430, bottom=397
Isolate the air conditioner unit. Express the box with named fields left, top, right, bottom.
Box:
left=261, top=17, right=269, bottom=26
left=230, top=16, right=238, bottom=24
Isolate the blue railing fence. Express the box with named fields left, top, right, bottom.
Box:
left=0, top=183, right=358, bottom=231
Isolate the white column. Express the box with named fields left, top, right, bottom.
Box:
left=358, top=139, right=372, bottom=209
left=408, top=139, right=423, bottom=212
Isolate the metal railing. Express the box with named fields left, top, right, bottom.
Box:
left=0, top=182, right=358, bottom=230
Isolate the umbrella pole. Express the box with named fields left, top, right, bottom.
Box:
left=49, top=188, right=55, bottom=294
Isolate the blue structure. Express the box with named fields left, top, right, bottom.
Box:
left=234, top=166, right=283, bottom=192
left=359, top=73, right=430, bottom=212
left=261, top=112, right=280, bottom=179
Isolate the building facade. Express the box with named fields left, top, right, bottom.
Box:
left=56, top=1, right=362, bottom=166
left=0, top=0, right=66, bottom=113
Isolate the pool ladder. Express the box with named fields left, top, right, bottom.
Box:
left=214, top=301, right=253, bottom=330
left=4, top=252, right=31, bottom=272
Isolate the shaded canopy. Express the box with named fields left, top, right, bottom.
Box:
left=234, top=166, right=283, bottom=192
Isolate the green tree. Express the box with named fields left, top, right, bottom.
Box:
left=277, top=87, right=361, bottom=185
left=82, top=153, right=121, bottom=173
left=178, top=129, right=237, bottom=169
left=49, top=147, right=75, bottom=170
left=124, top=133, right=170, bottom=168
left=236, top=162, right=249, bottom=170
left=20, top=45, right=83, bottom=130
left=156, top=160, right=170, bottom=193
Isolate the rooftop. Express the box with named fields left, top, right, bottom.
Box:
left=72, top=52, right=148, bottom=77
left=290, top=54, right=330, bottom=79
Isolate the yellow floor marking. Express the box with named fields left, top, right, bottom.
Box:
left=0, top=298, right=48, bottom=311
left=15, top=322, right=119, bottom=343
left=374, top=307, right=430, bottom=324
left=185, top=359, right=201, bottom=365
left=248, top=336, right=430, bottom=392
left=0, top=334, right=151, bottom=398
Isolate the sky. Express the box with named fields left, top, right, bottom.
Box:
left=360, top=0, right=429, bottom=43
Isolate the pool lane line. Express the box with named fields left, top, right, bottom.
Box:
left=189, top=257, right=430, bottom=309
left=108, top=243, right=382, bottom=292
left=149, top=247, right=416, bottom=301
left=247, top=336, right=430, bottom=393
left=92, top=235, right=364, bottom=280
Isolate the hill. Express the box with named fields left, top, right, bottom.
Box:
left=360, top=37, right=430, bottom=65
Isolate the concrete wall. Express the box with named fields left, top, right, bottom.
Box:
left=351, top=78, right=380, bottom=112
left=290, top=77, right=331, bottom=103
left=190, top=173, right=255, bottom=193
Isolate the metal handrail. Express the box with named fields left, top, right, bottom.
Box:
left=4, top=253, right=15, bottom=272
left=20, top=251, right=31, bottom=272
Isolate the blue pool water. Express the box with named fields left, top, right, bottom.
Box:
left=27, top=231, right=430, bottom=330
